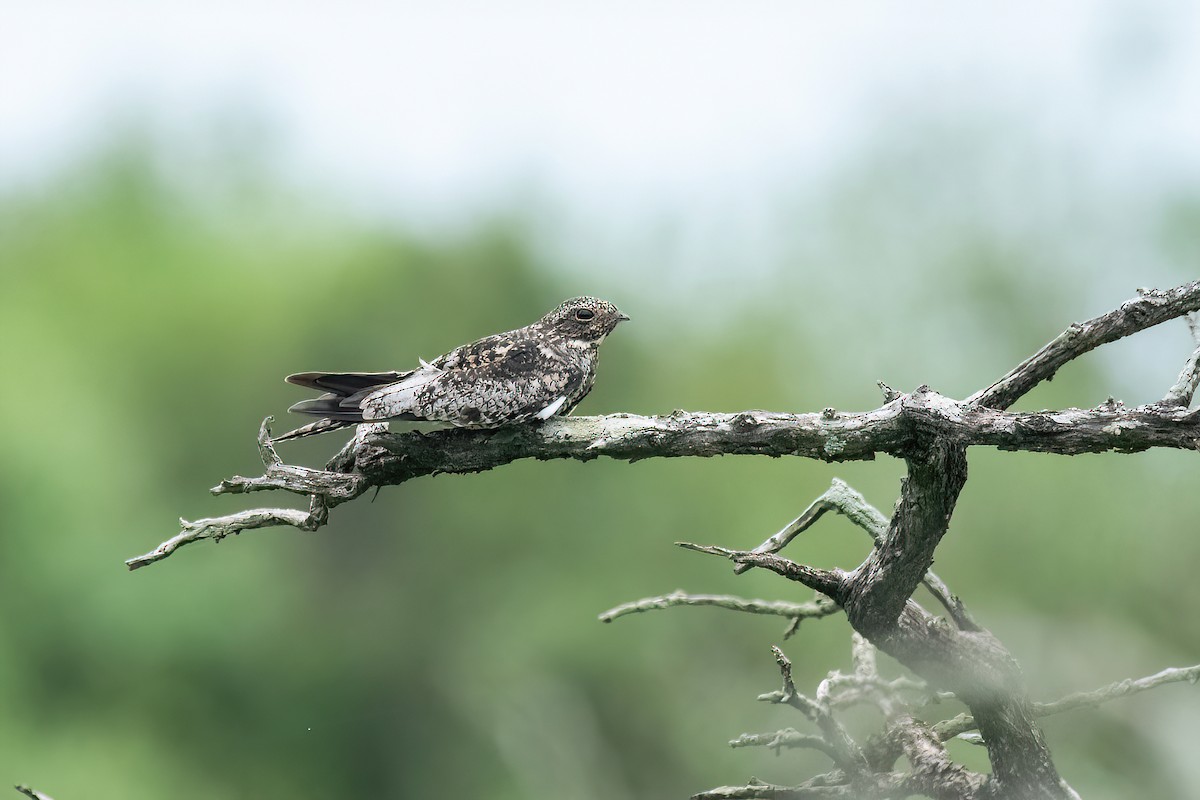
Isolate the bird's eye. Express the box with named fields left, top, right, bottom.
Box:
left=574, top=308, right=595, bottom=321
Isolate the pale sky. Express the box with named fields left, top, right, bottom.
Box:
left=2, top=1, right=1197, bottom=403
left=3, top=1, right=1198, bottom=221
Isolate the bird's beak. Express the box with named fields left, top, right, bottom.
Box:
left=617, top=312, right=631, bottom=322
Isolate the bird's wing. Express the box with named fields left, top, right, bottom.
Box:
left=344, top=362, right=448, bottom=411
left=358, top=339, right=577, bottom=426
left=431, top=327, right=530, bottom=370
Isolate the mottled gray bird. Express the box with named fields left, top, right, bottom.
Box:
left=274, top=296, right=629, bottom=442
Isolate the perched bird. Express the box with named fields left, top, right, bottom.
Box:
left=274, top=296, right=629, bottom=442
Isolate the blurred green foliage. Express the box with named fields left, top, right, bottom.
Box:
left=1, top=127, right=1198, bottom=800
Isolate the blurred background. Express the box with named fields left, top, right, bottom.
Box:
left=2, top=2, right=1199, bottom=798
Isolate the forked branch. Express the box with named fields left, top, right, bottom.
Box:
left=133, top=281, right=1200, bottom=800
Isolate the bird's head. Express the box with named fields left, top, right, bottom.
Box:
left=541, top=296, right=630, bottom=343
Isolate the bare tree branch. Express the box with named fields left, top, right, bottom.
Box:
left=823, top=633, right=949, bottom=713
left=131, top=391, right=1200, bottom=571
left=130, top=394, right=1200, bottom=570
left=969, top=280, right=1200, bottom=410
left=888, top=715, right=985, bottom=800
left=676, top=544, right=846, bottom=599
left=692, top=769, right=918, bottom=800
left=14, top=787, right=55, bottom=800
left=126, top=505, right=325, bottom=570
left=934, top=663, right=1200, bottom=740
left=680, top=474, right=1065, bottom=798
left=919, top=569, right=979, bottom=632
left=736, top=478, right=978, bottom=630
left=1160, top=314, right=1200, bottom=408
left=212, top=417, right=367, bottom=500
left=763, top=646, right=869, bottom=776
left=597, top=590, right=839, bottom=625
left=730, top=729, right=842, bottom=760
left=691, top=779, right=870, bottom=800
left=732, top=478, right=889, bottom=573
left=125, top=419, right=346, bottom=569
left=1036, top=663, right=1200, bottom=715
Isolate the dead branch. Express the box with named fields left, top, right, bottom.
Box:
left=14, top=787, right=55, bottom=800
left=132, top=281, right=1200, bottom=800
left=597, top=590, right=839, bottom=626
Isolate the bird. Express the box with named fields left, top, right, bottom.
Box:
left=273, top=296, right=629, bottom=442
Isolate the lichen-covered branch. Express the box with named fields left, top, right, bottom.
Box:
left=125, top=418, right=357, bottom=569
left=136, top=282, right=1200, bottom=800
left=130, top=394, right=1200, bottom=572
left=969, top=280, right=1200, bottom=410
left=676, top=544, right=847, bottom=599
left=1037, top=663, right=1200, bottom=714
left=692, top=777, right=877, bottom=800
left=1161, top=313, right=1200, bottom=408
left=214, top=417, right=366, bottom=501
left=129, top=392, right=1200, bottom=570
left=125, top=505, right=325, bottom=570
left=14, top=787, right=55, bottom=800
left=729, top=729, right=841, bottom=758
left=731, top=478, right=889, bottom=573
left=934, top=663, right=1200, bottom=740
left=735, top=479, right=977, bottom=630
left=597, top=590, right=839, bottom=626
left=764, top=646, right=868, bottom=776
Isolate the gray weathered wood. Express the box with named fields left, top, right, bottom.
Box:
left=127, top=281, right=1200, bottom=800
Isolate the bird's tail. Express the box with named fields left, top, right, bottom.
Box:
left=286, top=371, right=407, bottom=396
left=276, top=370, right=410, bottom=442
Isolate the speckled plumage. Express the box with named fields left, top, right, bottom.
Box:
left=275, top=297, right=628, bottom=441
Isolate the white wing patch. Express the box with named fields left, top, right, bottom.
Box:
left=361, top=365, right=446, bottom=419
left=535, top=395, right=567, bottom=420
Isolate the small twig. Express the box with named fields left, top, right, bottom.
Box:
left=768, top=646, right=806, bottom=710
left=125, top=507, right=323, bottom=570
left=692, top=773, right=903, bottom=800
left=737, top=479, right=978, bottom=630
left=851, top=632, right=878, bottom=681
left=970, top=280, right=1200, bottom=410
left=598, top=590, right=839, bottom=624
left=733, top=479, right=886, bottom=574
left=211, top=418, right=364, bottom=500
left=933, top=663, right=1200, bottom=740
left=678, top=543, right=845, bottom=599
left=815, top=635, right=946, bottom=716
left=730, top=729, right=841, bottom=760
left=782, top=615, right=806, bottom=640
left=931, top=712, right=977, bottom=741
left=1035, top=663, right=1200, bottom=716
left=1160, top=314, right=1200, bottom=408
left=764, top=647, right=868, bottom=776
left=126, top=417, right=359, bottom=570
left=918, top=570, right=979, bottom=632
left=823, top=676, right=944, bottom=714
left=15, top=787, right=55, bottom=800
left=691, top=782, right=837, bottom=800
